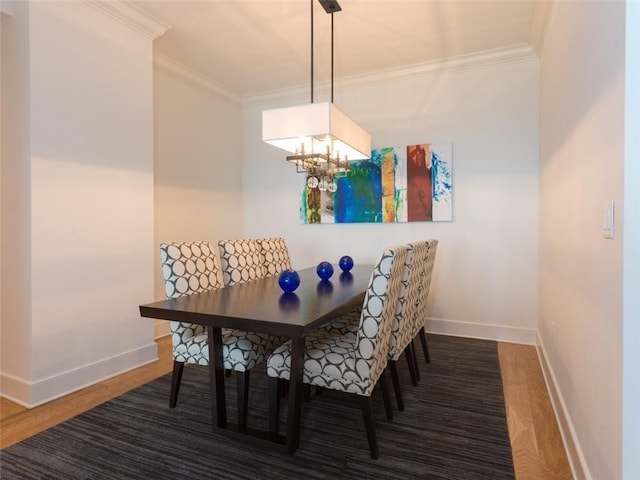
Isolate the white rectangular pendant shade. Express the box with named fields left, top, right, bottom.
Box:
left=262, top=102, right=371, bottom=160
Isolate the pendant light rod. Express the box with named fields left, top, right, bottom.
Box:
left=310, top=0, right=314, bottom=104
left=331, top=10, right=334, bottom=103
left=310, top=0, right=340, bottom=104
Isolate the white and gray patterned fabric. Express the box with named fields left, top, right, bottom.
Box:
left=388, top=242, right=429, bottom=361
left=160, top=241, right=222, bottom=366
left=320, top=314, right=360, bottom=339
left=218, top=239, right=266, bottom=286
left=410, top=239, right=438, bottom=339
left=257, top=237, right=292, bottom=276
left=160, top=241, right=280, bottom=372
left=217, top=238, right=285, bottom=365
left=317, top=241, right=435, bottom=364
left=266, top=245, right=407, bottom=396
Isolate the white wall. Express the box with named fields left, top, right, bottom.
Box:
left=242, top=59, right=540, bottom=344
left=623, top=3, right=640, bottom=478
left=1, top=0, right=33, bottom=397
left=153, top=61, right=243, bottom=303
left=0, top=1, right=158, bottom=407
left=538, top=2, right=626, bottom=479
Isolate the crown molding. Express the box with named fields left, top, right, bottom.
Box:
left=338, top=44, right=538, bottom=91
left=85, top=0, right=169, bottom=39
left=530, top=0, right=555, bottom=57
left=243, top=44, right=538, bottom=107
left=154, top=53, right=241, bottom=105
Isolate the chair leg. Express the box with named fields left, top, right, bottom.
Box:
left=236, top=370, right=250, bottom=428
left=419, top=326, right=431, bottom=363
left=359, top=396, right=379, bottom=460
left=378, top=370, right=393, bottom=421
left=268, top=377, right=281, bottom=434
left=387, top=361, right=404, bottom=412
left=410, top=340, right=421, bottom=382
left=169, top=360, right=184, bottom=408
left=404, top=347, right=418, bottom=387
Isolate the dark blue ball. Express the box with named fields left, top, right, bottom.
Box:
left=278, top=269, right=300, bottom=293
left=316, top=261, right=334, bottom=280
left=339, top=255, right=354, bottom=272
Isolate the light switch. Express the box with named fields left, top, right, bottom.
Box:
left=603, top=201, right=615, bottom=239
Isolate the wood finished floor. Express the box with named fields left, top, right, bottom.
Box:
left=0, top=337, right=572, bottom=479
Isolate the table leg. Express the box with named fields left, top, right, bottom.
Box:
left=286, top=336, right=304, bottom=454
left=208, top=326, right=227, bottom=428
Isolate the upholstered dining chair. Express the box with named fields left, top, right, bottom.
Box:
left=217, top=238, right=286, bottom=417
left=266, top=245, right=407, bottom=459
left=256, top=237, right=292, bottom=276
left=160, top=241, right=281, bottom=426
left=317, top=243, right=424, bottom=412
left=411, top=239, right=439, bottom=364
left=385, top=242, right=430, bottom=411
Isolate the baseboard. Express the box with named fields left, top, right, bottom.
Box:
left=536, top=332, right=591, bottom=480
left=0, top=342, right=158, bottom=408
left=426, top=317, right=537, bottom=345
left=0, top=372, right=32, bottom=408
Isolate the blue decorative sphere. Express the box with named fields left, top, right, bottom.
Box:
left=278, top=269, right=300, bottom=293
left=339, top=255, right=354, bottom=272
left=316, top=261, right=334, bottom=280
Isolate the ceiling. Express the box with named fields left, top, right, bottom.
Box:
left=131, top=0, right=548, bottom=99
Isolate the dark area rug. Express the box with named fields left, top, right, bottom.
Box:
left=0, top=334, right=515, bottom=479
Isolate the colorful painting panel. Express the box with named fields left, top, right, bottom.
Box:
left=431, top=143, right=453, bottom=221
left=380, top=147, right=396, bottom=223
left=394, top=149, right=408, bottom=222
left=333, top=159, right=382, bottom=223
left=300, top=142, right=452, bottom=224
left=407, top=144, right=433, bottom=221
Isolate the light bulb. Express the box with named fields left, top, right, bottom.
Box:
left=307, top=176, right=319, bottom=188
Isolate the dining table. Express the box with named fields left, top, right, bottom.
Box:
left=138, top=263, right=373, bottom=454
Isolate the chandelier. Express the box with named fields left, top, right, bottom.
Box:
left=261, top=0, right=371, bottom=191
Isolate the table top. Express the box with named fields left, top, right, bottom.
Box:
left=139, top=264, right=373, bottom=338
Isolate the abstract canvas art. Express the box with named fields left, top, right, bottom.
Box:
left=300, top=142, right=453, bottom=224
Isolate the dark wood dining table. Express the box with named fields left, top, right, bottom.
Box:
left=138, top=263, right=373, bottom=454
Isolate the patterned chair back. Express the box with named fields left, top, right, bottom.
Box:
left=218, top=239, right=266, bottom=286
left=159, top=241, right=224, bottom=352
left=411, top=239, right=439, bottom=337
left=388, top=243, right=426, bottom=361
left=257, top=237, right=292, bottom=276
left=160, top=241, right=224, bottom=298
left=353, top=245, right=407, bottom=389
